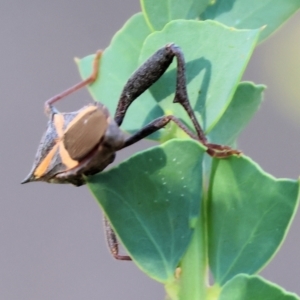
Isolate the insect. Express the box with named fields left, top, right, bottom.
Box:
left=22, top=44, right=240, bottom=260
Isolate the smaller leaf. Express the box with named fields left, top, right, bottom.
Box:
left=201, top=0, right=300, bottom=43
left=87, top=139, right=205, bottom=282
left=141, top=0, right=210, bottom=31
left=208, top=155, right=300, bottom=285
left=219, top=274, right=300, bottom=300
left=208, top=82, right=265, bottom=146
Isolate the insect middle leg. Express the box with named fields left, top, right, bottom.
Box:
left=44, top=50, right=102, bottom=115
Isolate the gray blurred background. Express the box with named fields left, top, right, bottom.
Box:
left=0, top=1, right=300, bottom=299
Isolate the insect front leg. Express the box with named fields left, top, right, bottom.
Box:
left=121, top=115, right=241, bottom=158
left=120, top=115, right=198, bottom=149
left=103, top=216, right=131, bottom=261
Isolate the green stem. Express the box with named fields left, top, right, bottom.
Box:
left=178, top=192, right=208, bottom=300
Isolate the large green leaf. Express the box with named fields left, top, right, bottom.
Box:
left=139, top=20, right=260, bottom=135
left=141, top=0, right=210, bottom=31
left=77, top=13, right=155, bottom=132
left=218, top=274, right=300, bottom=300
left=208, top=82, right=265, bottom=146
left=87, top=139, right=205, bottom=282
left=201, top=0, right=300, bottom=43
left=208, top=155, right=300, bottom=285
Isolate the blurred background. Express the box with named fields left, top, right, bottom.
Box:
left=0, top=1, right=299, bottom=299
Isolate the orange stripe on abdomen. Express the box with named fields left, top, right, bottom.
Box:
left=58, top=141, right=78, bottom=169
left=34, top=144, right=59, bottom=178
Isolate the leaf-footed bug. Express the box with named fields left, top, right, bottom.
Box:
left=22, top=44, right=240, bottom=260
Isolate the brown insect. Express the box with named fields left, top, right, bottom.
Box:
left=22, top=44, right=240, bottom=260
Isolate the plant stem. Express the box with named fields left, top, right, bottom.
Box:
left=178, top=193, right=208, bottom=300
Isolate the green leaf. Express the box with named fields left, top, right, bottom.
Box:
left=77, top=13, right=155, bottom=133
left=139, top=20, right=260, bottom=136
left=141, top=0, right=210, bottom=31
left=208, top=82, right=265, bottom=146
left=87, top=139, right=205, bottom=282
left=219, top=274, right=300, bottom=300
left=78, top=20, right=259, bottom=140
left=208, top=155, right=300, bottom=285
left=201, top=0, right=300, bottom=43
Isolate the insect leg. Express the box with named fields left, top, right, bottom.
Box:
left=114, top=44, right=207, bottom=142
left=103, top=216, right=131, bottom=261
left=104, top=115, right=196, bottom=261
left=121, top=114, right=240, bottom=156
left=115, top=44, right=240, bottom=157
left=44, top=50, right=102, bottom=115
left=120, top=115, right=198, bottom=149
left=159, top=46, right=240, bottom=157
left=114, top=44, right=182, bottom=125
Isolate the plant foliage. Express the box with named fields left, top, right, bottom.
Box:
left=77, top=1, right=300, bottom=299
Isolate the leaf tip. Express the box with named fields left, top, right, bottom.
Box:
left=260, top=25, right=268, bottom=32
left=74, top=57, right=80, bottom=65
